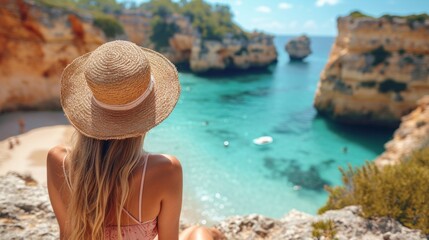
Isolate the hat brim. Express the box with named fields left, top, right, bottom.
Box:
left=61, top=47, right=180, bottom=140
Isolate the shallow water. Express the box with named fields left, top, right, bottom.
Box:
left=0, top=36, right=393, bottom=224
left=145, top=36, right=393, bottom=224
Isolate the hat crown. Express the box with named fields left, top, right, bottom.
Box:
left=84, top=41, right=151, bottom=105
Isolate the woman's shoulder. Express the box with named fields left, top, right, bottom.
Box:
left=146, top=154, right=182, bottom=186
left=148, top=154, right=181, bottom=170
left=46, top=145, right=68, bottom=168
left=147, top=154, right=182, bottom=175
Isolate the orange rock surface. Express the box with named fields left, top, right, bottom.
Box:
left=0, top=0, right=104, bottom=111
left=314, top=16, right=429, bottom=126
left=0, top=1, right=277, bottom=111
left=375, top=96, right=429, bottom=166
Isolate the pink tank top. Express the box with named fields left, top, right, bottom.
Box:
left=63, top=153, right=158, bottom=240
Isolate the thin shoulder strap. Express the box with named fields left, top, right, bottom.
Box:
left=138, top=153, right=150, bottom=222
left=62, top=153, right=72, bottom=191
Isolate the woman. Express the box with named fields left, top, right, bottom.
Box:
left=47, top=41, right=223, bottom=240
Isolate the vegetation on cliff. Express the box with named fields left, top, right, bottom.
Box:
left=93, top=14, right=124, bottom=38
left=37, top=0, right=248, bottom=49
left=348, top=11, right=373, bottom=19
left=141, top=0, right=247, bottom=46
left=319, top=148, right=429, bottom=234
left=311, top=220, right=337, bottom=240
left=149, top=17, right=179, bottom=49
left=179, top=0, right=246, bottom=40
left=349, top=10, right=429, bottom=26
left=36, top=0, right=124, bottom=38
left=35, top=0, right=121, bottom=13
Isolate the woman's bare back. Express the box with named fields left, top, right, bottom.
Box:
left=47, top=145, right=183, bottom=239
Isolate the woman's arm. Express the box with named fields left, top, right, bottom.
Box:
left=46, top=146, right=68, bottom=238
left=156, top=155, right=183, bottom=240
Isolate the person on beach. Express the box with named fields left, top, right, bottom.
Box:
left=46, top=41, right=223, bottom=240
left=18, top=118, right=25, bottom=134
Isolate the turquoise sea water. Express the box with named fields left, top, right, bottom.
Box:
left=144, top=36, right=393, bottom=223
left=0, top=36, right=393, bottom=224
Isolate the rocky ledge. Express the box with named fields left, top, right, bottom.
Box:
left=1, top=173, right=424, bottom=240
left=189, top=34, right=277, bottom=73
left=285, top=35, right=312, bottom=61
left=375, top=96, right=429, bottom=167
left=314, top=13, right=429, bottom=126
left=217, top=206, right=425, bottom=240
left=0, top=173, right=58, bottom=239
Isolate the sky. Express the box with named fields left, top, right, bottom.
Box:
left=126, top=0, right=429, bottom=36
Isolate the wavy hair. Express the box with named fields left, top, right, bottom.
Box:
left=65, top=131, right=144, bottom=240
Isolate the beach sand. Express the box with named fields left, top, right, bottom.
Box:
left=0, top=124, right=208, bottom=224
left=0, top=125, right=74, bottom=185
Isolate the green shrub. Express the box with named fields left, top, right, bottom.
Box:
left=312, top=220, right=338, bottom=240
left=180, top=0, right=245, bottom=40
left=149, top=16, right=179, bottom=50
left=93, top=15, right=124, bottom=38
left=382, top=13, right=429, bottom=25
left=35, top=0, right=78, bottom=10
left=349, top=11, right=373, bottom=19
left=36, top=0, right=122, bottom=13
left=319, top=148, right=429, bottom=234
left=143, top=0, right=247, bottom=41
left=380, top=13, right=429, bottom=29
left=349, top=11, right=429, bottom=29
left=405, top=14, right=429, bottom=23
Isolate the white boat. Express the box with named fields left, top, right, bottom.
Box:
left=253, top=136, right=273, bottom=145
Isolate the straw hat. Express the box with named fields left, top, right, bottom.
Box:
left=60, top=40, right=180, bottom=140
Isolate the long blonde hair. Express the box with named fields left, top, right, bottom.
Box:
left=66, top=131, right=144, bottom=240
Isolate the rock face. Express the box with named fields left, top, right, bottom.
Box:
left=375, top=96, right=429, bottom=167
left=216, top=206, right=425, bottom=240
left=0, top=0, right=277, bottom=112
left=0, top=0, right=105, bottom=112
left=190, top=33, right=277, bottom=73
left=285, top=35, right=312, bottom=61
left=1, top=172, right=424, bottom=239
left=314, top=15, right=429, bottom=126
left=0, top=173, right=59, bottom=239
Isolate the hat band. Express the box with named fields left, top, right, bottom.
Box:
left=93, top=75, right=155, bottom=111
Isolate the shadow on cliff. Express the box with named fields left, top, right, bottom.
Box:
left=177, top=63, right=276, bottom=81
left=286, top=61, right=309, bottom=67
left=318, top=116, right=394, bottom=155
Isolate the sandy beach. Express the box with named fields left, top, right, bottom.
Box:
left=0, top=124, right=208, bottom=224
left=0, top=125, right=74, bottom=185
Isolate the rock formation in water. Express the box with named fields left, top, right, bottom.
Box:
left=190, top=33, right=277, bottom=73
left=285, top=35, right=312, bottom=61
left=1, top=172, right=424, bottom=239
left=314, top=12, right=429, bottom=126
left=375, top=96, right=429, bottom=167
left=0, top=0, right=277, bottom=112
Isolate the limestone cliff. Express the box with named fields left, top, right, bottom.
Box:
left=0, top=0, right=105, bottom=112
left=314, top=14, right=429, bottom=126
left=375, top=96, right=429, bottom=167
left=0, top=1, right=277, bottom=112
left=190, top=33, right=277, bottom=73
